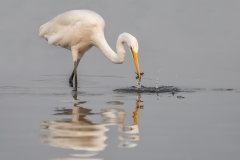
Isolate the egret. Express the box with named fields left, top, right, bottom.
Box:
left=39, top=9, right=143, bottom=86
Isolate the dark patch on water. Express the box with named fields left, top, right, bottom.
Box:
left=177, top=96, right=185, bottom=99
left=113, top=85, right=202, bottom=93
left=106, top=101, right=124, bottom=105
left=0, top=86, right=26, bottom=89
left=74, top=91, right=103, bottom=96
left=114, top=95, right=125, bottom=97
left=212, top=88, right=234, bottom=91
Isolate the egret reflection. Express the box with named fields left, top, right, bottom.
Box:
left=41, top=88, right=143, bottom=159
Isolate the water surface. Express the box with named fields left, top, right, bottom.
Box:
left=0, top=75, right=240, bottom=160
left=1, top=0, right=240, bottom=159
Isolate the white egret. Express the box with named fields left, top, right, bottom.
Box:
left=39, top=9, right=143, bottom=86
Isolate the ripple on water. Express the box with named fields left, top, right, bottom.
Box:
left=106, top=101, right=124, bottom=105
left=113, top=85, right=203, bottom=93
left=212, top=88, right=234, bottom=91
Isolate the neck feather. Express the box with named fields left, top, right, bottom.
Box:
left=94, top=32, right=132, bottom=64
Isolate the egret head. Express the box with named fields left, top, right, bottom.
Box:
left=118, top=33, right=142, bottom=81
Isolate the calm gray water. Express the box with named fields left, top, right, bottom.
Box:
left=1, top=75, right=240, bottom=160
left=1, top=0, right=240, bottom=160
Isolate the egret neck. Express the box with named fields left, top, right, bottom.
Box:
left=93, top=32, right=141, bottom=81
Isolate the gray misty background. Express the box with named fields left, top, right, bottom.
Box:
left=1, top=0, right=240, bottom=88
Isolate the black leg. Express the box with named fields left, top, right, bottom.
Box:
left=69, top=69, right=74, bottom=87
left=74, top=64, right=78, bottom=87
left=70, top=59, right=80, bottom=87
left=69, top=59, right=80, bottom=87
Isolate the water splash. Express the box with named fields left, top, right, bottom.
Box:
left=137, top=81, right=141, bottom=90
left=113, top=85, right=202, bottom=93
left=156, top=76, right=159, bottom=90
left=155, top=68, right=162, bottom=92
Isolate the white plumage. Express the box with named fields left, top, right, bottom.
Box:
left=39, top=9, right=141, bottom=86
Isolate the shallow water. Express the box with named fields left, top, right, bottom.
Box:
left=0, top=75, right=240, bottom=160
left=1, top=0, right=240, bottom=159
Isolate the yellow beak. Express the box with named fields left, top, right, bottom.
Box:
left=131, top=49, right=141, bottom=82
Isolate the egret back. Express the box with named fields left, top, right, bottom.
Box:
left=39, top=10, right=105, bottom=51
